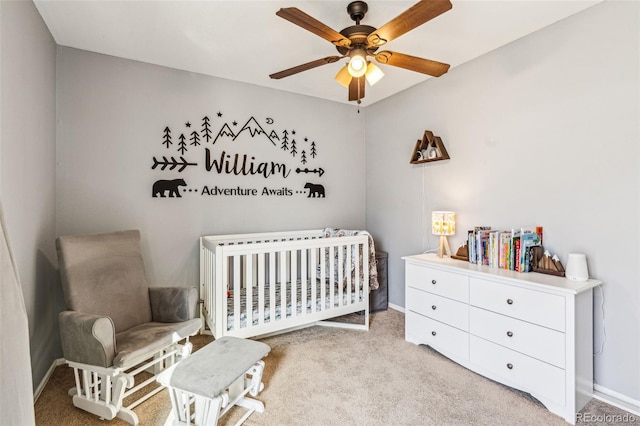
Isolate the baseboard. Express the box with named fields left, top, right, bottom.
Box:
left=388, top=303, right=404, bottom=313
left=34, top=358, right=65, bottom=403
left=593, top=384, right=640, bottom=417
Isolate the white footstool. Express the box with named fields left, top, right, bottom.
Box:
left=156, top=336, right=270, bottom=426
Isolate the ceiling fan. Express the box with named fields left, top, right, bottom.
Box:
left=269, top=0, right=453, bottom=104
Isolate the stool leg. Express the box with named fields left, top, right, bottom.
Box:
left=198, top=395, right=222, bottom=426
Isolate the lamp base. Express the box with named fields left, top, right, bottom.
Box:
left=437, top=236, right=452, bottom=258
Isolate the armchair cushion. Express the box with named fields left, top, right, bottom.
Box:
left=56, top=230, right=153, bottom=333
left=59, top=310, right=116, bottom=368
left=113, top=318, right=201, bottom=368
left=149, top=287, right=198, bottom=323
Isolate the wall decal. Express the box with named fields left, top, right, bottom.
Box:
left=296, top=167, right=325, bottom=176
left=189, top=131, right=200, bottom=146
left=201, top=116, right=212, bottom=143
left=304, top=182, right=325, bottom=198
left=162, top=127, right=172, bottom=148
left=151, top=111, right=327, bottom=200
left=177, top=134, right=188, bottom=154
left=151, top=156, right=197, bottom=172
left=152, top=178, right=187, bottom=198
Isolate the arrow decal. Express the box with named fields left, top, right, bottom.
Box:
left=151, top=156, right=198, bottom=172
left=296, top=167, right=325, bottom=177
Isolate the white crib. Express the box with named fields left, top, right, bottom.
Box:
left=200, top=229, right=370, bottom=339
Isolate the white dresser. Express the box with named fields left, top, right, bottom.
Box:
left=403, top=253, right=602, bottom=424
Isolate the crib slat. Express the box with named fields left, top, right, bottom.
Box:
left=258, top=253, right=265, bottom=325
left=310, top=248, right=317, bottom=314
left=290, top=249, right=297, bottom=317
left=233, top=256, right=241, bottom=331
left=301, top=249, right=307, bottom=315
left=246, top=254, right=253, bottom=328
left=338, top=245, right=344, bottom=307
left=329, top=246, right=335, bottom=310
left=279, top=250, right=287, bottom=320
left=269, top=252, right=276, bottom=323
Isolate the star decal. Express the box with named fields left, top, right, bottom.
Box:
left=185, top=122, right=191, bottom=128
left=217, top=112, right=223, bottom=117
left=232, top=121, right=238, bottom=126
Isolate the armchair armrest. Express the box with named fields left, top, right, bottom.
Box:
left=59, top=311, right=116, bottom=368
left=149, top=287, right=198, bottom=323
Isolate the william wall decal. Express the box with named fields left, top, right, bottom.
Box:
left=151, top=113, right=326, bottom=199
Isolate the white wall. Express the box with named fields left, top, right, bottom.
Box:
left=366, top=1, right=639, bottom=401
left=56, top=47, right=366, bottom=288
left=0, top=0, right=59, bottom=393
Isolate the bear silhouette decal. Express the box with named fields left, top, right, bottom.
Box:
left=153, top=178, right=187, bottom=198
left=304, top=182, right=325, bottom=198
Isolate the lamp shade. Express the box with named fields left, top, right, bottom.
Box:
left=334, top=65, right=352, bottom=88
left=365, top=62, right=384, bottom=86
left=432, top=211, right=456, bottom=236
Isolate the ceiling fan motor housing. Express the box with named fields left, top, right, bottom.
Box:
left=347, top=1, right=368, bottom=23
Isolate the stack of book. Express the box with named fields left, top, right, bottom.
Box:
left=468, top=226, right=543, bottom=272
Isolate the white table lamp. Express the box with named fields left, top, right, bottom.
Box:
left=432, top=211, right=456, bottom=257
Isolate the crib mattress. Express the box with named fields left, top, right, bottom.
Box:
left=226, top=280, right=363, bottom=331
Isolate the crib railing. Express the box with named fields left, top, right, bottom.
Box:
left=200, top=230, right=369, bottom=338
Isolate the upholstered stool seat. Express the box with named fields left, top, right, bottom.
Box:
left=157, top=336, right=270, bottom=426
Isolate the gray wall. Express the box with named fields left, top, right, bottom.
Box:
left=0, top=0, right=60, bottom=393
left=56, top=47, right=366, bottom=288
left=366, top=1, right=639, bottom=400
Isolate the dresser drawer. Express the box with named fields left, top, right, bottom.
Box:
left=470, top=336, right=565, bottom=405
left=407, top=287, right=469, bottom=331
left=406, top=263, right=469, bottom=303
left=469, top=307, right=565, bottom=368
left=406, top=311, right=469, bottom=361
left=469, top=278, right=565, bottom=332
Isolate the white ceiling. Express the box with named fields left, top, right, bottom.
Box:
left=33, top=0, right=602, bottom=106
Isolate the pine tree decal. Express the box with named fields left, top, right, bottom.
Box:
left=177, top=133, right=188, bottom=155
left=190, top=131, right=201, bottom=146
left=301, top=150, right=307, bottom=164
left=281, top=130, right=289, bottom=151
left=201, top=116, right=212, bottom=143
left=310, top=141, right=318, bottom=158
left=162, top=127, right=172, bottom=148
left=290, top=139, right=297, bottom=157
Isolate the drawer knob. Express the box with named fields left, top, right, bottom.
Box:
left=431, top=305, right=437, bottom=310
left=507, top=331, right=514, bottom=337
left=506, top=298, right=514, bottom=305
left=431, top=279, right=437, bottom=285
left=431, top=331, right=437, bottom=336
left=507, top=363, right=514, bottom=370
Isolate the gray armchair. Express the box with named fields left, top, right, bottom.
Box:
left=56, top=230, right=201, bottom=425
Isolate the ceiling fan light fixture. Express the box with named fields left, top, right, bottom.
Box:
left=365, top=62, right=384, bottom=86
left=347, top=49, right=367, bottom=78
left=334, top=65, right=352, bottom=88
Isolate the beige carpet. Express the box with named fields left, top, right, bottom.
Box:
left=35, top=309, right=637, bottom=425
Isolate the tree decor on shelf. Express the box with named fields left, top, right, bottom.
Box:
left=410, top=130, right=450, bottom=164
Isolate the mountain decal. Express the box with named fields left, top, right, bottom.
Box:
left=233, top=116, right=275, bottom=146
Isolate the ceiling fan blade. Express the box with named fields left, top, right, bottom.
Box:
left=367, top=0, right=452, bottom=47
left=374, top=51, right=450, bottom=77
left=270, top=56, right=341, bottom=80
left=348, top=77, right=365, bottom=102
left=276, top=8, right=351, bottom=48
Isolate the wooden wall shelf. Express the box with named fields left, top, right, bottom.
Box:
left=410, top=130, right=450, bottom=164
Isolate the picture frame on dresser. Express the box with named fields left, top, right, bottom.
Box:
left=402, top=253, right=602, bottom=424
